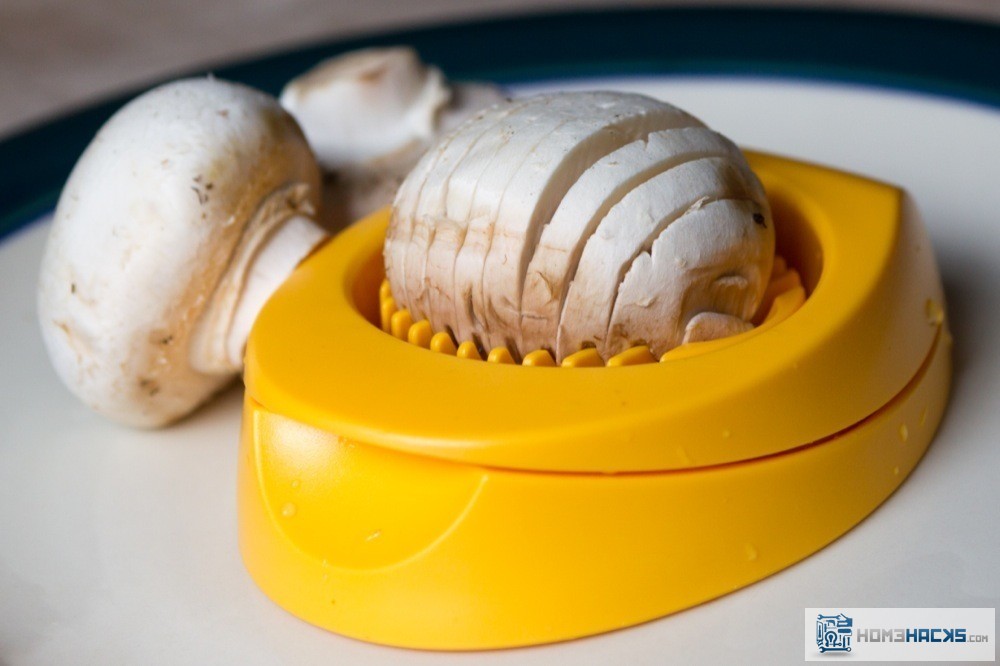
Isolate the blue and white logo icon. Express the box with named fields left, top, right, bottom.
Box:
left=817, top=613, right=853, bottom=653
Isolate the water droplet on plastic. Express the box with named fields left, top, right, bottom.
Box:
left=744, top=544, right=758, bottom=561
left=899, top=424, right=909, bottom=443
left=366, top=529, right=382, bottom=541
left=291, top=479, right=301, bottom=490
left=721, top=429, right=731, bottom=439
left=321, top=573, right=329, bottom=583
left=919, top=408, right=928, bottom=427
left=281, top=502, right=297, bottom=518
left=924, top=299, right=944, bottom=325
left=893, top=466, right=900, bottom=476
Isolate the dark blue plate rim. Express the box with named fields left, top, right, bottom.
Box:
left=2, top=6, right=998, bottom=242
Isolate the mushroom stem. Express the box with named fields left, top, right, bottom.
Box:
left=224, top=215, right=327, bottom=368
left=189, top=186, right=327, bottom=375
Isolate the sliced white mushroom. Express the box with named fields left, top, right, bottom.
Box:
left=389, top=99, right=529, bottom=324
left=519, top=127, right=743, bottom=355
left=384, top=118, right=469, bottom=307
left=384, top=90, right=773, bottom=362
left=281, top=47, right=506, bottom=228
left=38, top=78, right=325, bottom=427
left=420, top=93, right=697, bottom=352
left=385, top=101, right=515, bottom=319
left=557, top=157, right=766, bottom=360
left=447, top=93, right=635, bottom=347
left=606, top=199, right=772, bottom=357
left=383, top=119, right=461, bottom=311
left=682, top=312, right=754, bottom=345
left=416, top=96, right=552, bottom=334
left=478, top=96, right=702, bottom=353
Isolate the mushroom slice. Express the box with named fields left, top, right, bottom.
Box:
left=385, top=108, right=481, bottom=315
left=479, top=96, right=701, bottom=353
left=394, top=98, right=530, bottom=323
left=520, top=127, right=744, bottom=355
left=418, top=97, right=573, bottom=335
left=556, top=156, right=765, bottom=360
left=386, top=100, right=517, bottom=314
left=441, top=93, right=692, bottom=352
left=37, top=78, right=324, bottom=427
left=606, top=199, right=773, bottom=357
left=682, top=312, right=754, bottom=345
left=388, top=93, right=597, bottom=334
left=442, top=94, right=627, bottom=346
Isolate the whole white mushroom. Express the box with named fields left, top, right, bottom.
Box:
left=280, top=47, right=506, bottom=226
left=38, top=78, right=326, bottom=427
left=384, top=91, right=774, bottom=362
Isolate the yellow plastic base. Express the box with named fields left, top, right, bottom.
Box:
left=239, top=152, right=952, bottom=650
left=239, top=327, right=948, bottom=650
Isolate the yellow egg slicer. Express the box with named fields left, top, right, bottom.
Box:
left=238, top=151, right=951, bottom=650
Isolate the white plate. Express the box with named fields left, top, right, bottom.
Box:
left=2, top=62, right=999, bottom=666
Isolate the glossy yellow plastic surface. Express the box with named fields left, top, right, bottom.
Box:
left=244, top=154, right=944, bottom=473
left=239, top=152, right=951, bottom=649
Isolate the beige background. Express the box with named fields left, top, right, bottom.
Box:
left=1, top=0, right=998, bottom=140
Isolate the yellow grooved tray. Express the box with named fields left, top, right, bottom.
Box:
left=377, top=254, right=806, bottom=366
left=239, top=151, right=951, bottom=650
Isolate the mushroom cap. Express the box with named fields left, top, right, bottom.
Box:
left=280, top=46, right=451, bottom=170
left=38, top=77, right=322, bottom=427
left=282, top=47, right=506, bottom=228
left=385, top=91, right=774, bottom=362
